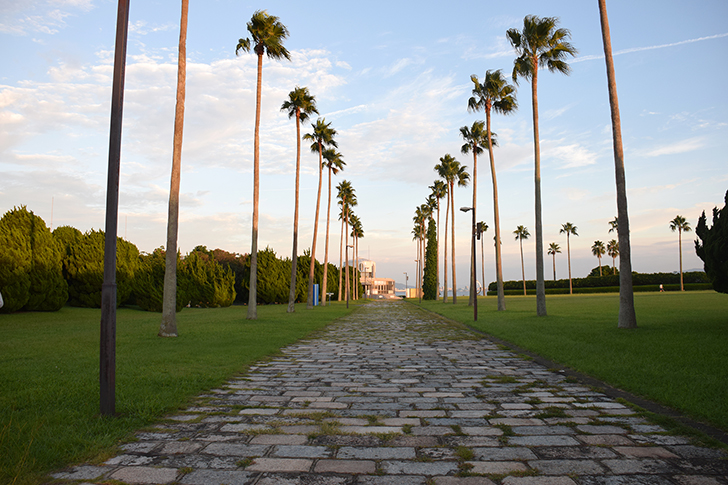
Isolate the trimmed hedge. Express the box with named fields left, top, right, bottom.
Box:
left=489, top=271, right=710, bottom=294
left=490, top=282, right=713, bottom=296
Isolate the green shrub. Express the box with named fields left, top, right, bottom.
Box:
left=179, top=250, right=235, bottom=308
left=695, top=189, right=728, bottom=294
left=0, top=207, right=67, bottom=312
left=134, top=248, right=187, bottom=312
left=65, top=230, right=140, bottom=308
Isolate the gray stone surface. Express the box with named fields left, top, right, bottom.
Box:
left=47, top=300, right=728, bottom=484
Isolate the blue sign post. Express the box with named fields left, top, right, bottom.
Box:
left=313, top=284, right=319, bottom=306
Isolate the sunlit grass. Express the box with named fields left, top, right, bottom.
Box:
left=0, top=301, right=361, bottom=485
left=413, top=291, right=728, bottom=433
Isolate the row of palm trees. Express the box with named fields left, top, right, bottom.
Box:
left=411, top=7, right=638, bottom=328
left=234, top=10, right=363, bottom=317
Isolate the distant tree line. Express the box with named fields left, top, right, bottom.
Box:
left=488, top=268, right=710, bottom=295
left=0, top=206, right=360, bottom=314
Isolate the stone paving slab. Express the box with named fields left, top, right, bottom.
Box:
left=49, top=300, right=727, bottom=485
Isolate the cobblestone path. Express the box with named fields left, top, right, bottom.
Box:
left=53, top=300, right=727, bottom=485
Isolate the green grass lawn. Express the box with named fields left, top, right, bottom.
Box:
left=0, top=301, right=361, bottom=485
left=413, top=291, right=728, bottom=434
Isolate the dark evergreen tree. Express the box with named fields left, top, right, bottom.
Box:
left=135, top=248, right=187, bottom=312
left=180, top=249, right=236, bottom=307
left=423, top=219, right=438, bottom=300
left=695, top=189, right=728, bottom=294
left=0, top=211, right=31, bottom=313
left=65, top=230, right=139, bottom=308
left=0, top=206, right=67, bottom=312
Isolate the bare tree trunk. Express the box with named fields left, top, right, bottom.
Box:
left=160, top=0, right=188, bottom=337
left=436, top=206, right=441, bottom=300
left=338, top=216, right=344, bottom=301
left=486, top=111, right=506, bottom=310
left=469, top=149, right=477, bottom=306
left=443, top=189, right=449, bottom=302
left=531, top=64, right=547, bottom=316
left=599, top=0, right=636, bottom=328
left=567, top=234, right=573, bottom=294
left=321, top=166, right=332, bottom=305
left=678, top=229, right=684, bottom=291
left=307, top=143, right=323, bottom=309
left=520, top=239, right=526, bottom=296
left=247, top=47, right=265, bottom=319
left=451, top=181, right=457, bottom=304
left=287, top=108, right=302, bottom=313
left=344, top=203, right=350, bottom=306
left=480, top=235, right=485, bottom=296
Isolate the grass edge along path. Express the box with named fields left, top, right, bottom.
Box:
left=412, top=291, right=728, bottom=442
left=0, top=301, right=363, bottom=485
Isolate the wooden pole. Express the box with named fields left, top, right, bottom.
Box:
left=100, top=0, right=130, bottom=416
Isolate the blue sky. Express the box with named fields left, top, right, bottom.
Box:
left=1, top=0, right=726, bottom=288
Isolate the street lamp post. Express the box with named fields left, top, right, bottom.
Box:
left=460, top=207, right=477, bottom=321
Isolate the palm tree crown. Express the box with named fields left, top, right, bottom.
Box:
left=507, top=15, right=577, bottom=83
left=236, top=10, right=291, bottom=60
left=281, top=86, right=318, bottom=123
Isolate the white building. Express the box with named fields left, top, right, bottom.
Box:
left=358, top=259, right=397, bottom=298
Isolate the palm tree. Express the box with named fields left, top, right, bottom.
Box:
left=159, top=0, right=189, bottom=337
left=281, top=86, right=318, bottom=313
left=413, top=205, right=429, bottom=301
left=478, top=221, right=488, bottom=295
left=303, top=118, right=337, bottom=309
left=460, top=121, right=487, bottom=307
left=236, top=10, right=291, bottom=320
left=592, top=240, right=606, bottom=276
left=608, top=216, right=618, bottom=234
left=508, top=15, right=577, bottom=316
left=435, top=155, right=469, bottom=304
left=350, top=214, right=363, bottom=299
left=669, top=215, right=691, bottom=291
left=336, top=180, right=356, bottom=302
left=514, top=225, right=530, bottom=296
left=598, top=0, right=637, bottom=328
left=548, top=242, right=561, bottom=281
left=321, top=148, right=345, bottom=306
left=469, top=69, right=517, bottom=311
left=560, top=222, right=578, bottom=294
left=607, top=239, right=619, bottom=271
left=429, top=180, right=447, bottom=300
left=434, top=160, right=451, bottom=302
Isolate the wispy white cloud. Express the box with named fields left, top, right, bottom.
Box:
left=573, top=32, right=728, bottom=63
left=644, top=137, right=705, bottom=157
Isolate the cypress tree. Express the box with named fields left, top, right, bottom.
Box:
left=695, top=189, right=728, bottom=294
left=423, top=219, right=438, bottom=300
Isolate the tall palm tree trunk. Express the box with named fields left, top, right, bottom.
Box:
left=469, top=151, right=477, bottom=306
left=486, top=114, right=506, bottom=311
left=567, top=234, right=573, bottom=294
left=520, top=239, right=526, bottom=296
left=321, top=166, right=332, bottom=305
left=480, top=235, right=485, bottom=296
left=552, top=252, right=557, bottom=281
left=247, top=47, right=264, bottom=319
left=436, top=206, right=441, bottom=299
left=598, top=0, right=636, bottom=327
left=287, top=108, right=301, bottom=313
left=160, top=0, right=188, bottom=336
left=338, top=216, right=344, bottom=301
left=531, top=64, right=547, bottom=316
left=344, top=204, right=350, bottom=305
left=450, top=181, right=457, bottom=304
left=443, top=191, right=449, bottom=302
left=678, top=228, right=684, bottom=291
left=306, top=143, right=323, bottom=309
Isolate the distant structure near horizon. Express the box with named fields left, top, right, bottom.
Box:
left=358, top=259, right=397, bottom=299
